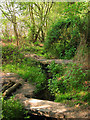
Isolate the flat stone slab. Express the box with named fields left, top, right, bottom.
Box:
left=15, top=97, right=89, bottom=119
left=24, top=53, right=73, bottom=64
left=37, top=59, right=73, bottom=64
left=21, top=98, right=70, bottom=119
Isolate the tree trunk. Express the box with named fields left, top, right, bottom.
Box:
left=31, top=2, right=53, bottom=43
left=12, top=2, right=19, bottom=46
left=29, top=4, right=35, bottom=42
left=74, top=34, right=88, bottom=69
left=13, top=23, right=19, bottom=46
left=41, top=28, right=44, bottom=42
left=86, top=11, right=90, bottom=47
left=34, top=27, right=41, bottom=42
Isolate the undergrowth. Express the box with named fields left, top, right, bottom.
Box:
left=2, top=44, right=24, bottom=64
left=47, top=62, right=89, bottom=106
left=20, top=42, right=45, bottom=57
left=44, top=18, right=80, bottom=59
left=2, top=96, right=30, bottom=120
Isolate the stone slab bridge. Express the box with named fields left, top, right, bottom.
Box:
left=24, top=53, right=73, bottom=65
left=14, top=95, right=89, bottom=119
left=15, top=96, right=73, bottom=119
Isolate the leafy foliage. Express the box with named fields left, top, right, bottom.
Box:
left=2, top=97, right=26, bottom=120
left=44, top=18, right=80, bottom=59
left=2, top=45, right=24, bottom=63
left=47, top=61, right=64, bottom=76
left=47, top=61, right=65, bottom=95
left=61, top=64, right=88, bottom=92
left=47, top=63, right=89, bottom=105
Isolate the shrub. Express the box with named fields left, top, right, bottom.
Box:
left=48, top=63, right=88, bottom=96
left=62, top=63, right=88, bottom=92
left=47, top=61, right=65, bottom=95
left=47, top=61, right=64, bottom=76
left=2, top=45, right=24, bottom=63
left=44, top=18, right=80, bottom=59
left=82, top=93, right=90, bottom=105
left=2, top=97, right=25, bottom=120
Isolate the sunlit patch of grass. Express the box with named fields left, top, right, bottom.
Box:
left=3, top=60, right=46, bottom=83
left=54, top=91, right=89, bottom=107
left=20, top=43, right=45, bottom=57
left=2, top=64, right=17, bottom=73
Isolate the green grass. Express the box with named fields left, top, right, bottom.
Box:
left=2, top=58, right=46, bottom=91
left=20, top=42, right=57, bottom=59
left=55, top=91, right=89, bottom=107
left=2, top=45, right=46, bottom=93
left=20, top=43, right=45, bottom=57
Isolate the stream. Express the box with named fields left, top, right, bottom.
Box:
left=33, top=62, right=55, bottom=101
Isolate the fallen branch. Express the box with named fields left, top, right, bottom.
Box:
left=3, top=82, right=22, bottom=97
left=2, top=81, right=15, bottom=93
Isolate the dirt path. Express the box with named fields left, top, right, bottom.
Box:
left=1, top=72, right=35, bottom=99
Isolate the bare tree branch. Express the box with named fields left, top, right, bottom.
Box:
left=0, top=8, right=12, bottom=22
